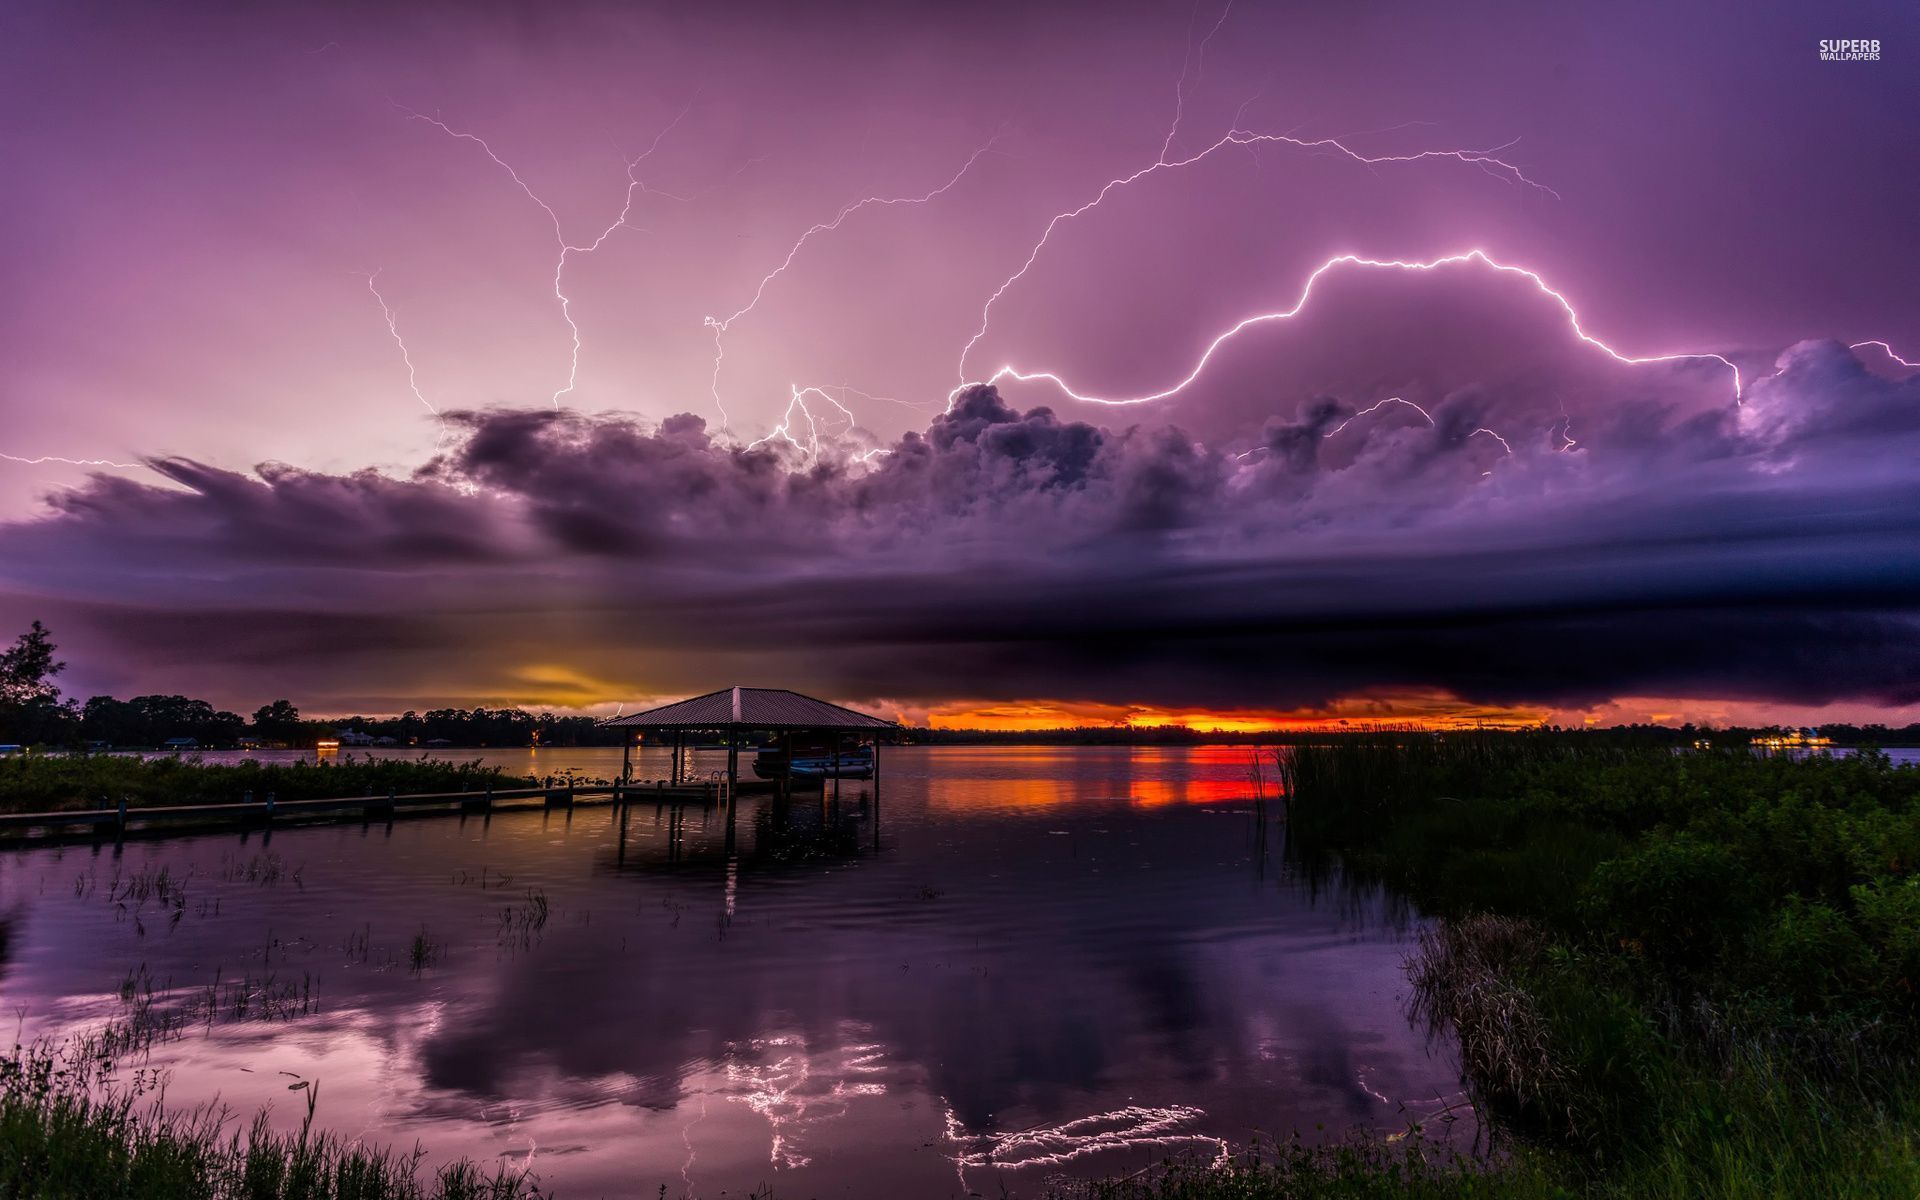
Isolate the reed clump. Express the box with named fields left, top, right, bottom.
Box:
left=0, top=1038, right=543, bottom=1199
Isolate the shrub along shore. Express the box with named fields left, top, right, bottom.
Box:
left=0, top=754, right=532, bottom=814
left=1068, top=736, right=1920, bottom=1198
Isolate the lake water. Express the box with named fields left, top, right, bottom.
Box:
left=0, top=747, right=1467, bottom=1198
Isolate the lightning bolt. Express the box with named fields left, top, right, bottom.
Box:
left=365, top=271, right=436, bottom=415
left=960, top=248, right=1742, bottom=408
left=746, top=384, right=902, bottom=465
left=1317, top=394, right=1512, bottom=465
left=1161, top=0, right=1236, bottom=163
left=1472, top=427, right=1513, bottom=454
left=1323, top=395, right=1434, bottom=437
left=747, top=387, right=834, bottom=459
left=1851, top=340, right=1919, bottom=369
left=704, top=136, right=1003, bottom=430
left=400, top=101, right=691, bottom=409
left=1555, top=401, right=1579, bottom=452
left=956, top=135, right=1556, bottom=393
left=0, top=453, right=142, bottom=470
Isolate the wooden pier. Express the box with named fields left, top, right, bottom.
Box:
left=0, top=775, right=789, bottom=844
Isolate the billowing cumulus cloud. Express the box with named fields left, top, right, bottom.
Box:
left=3, top=338, right=1917, bottom=718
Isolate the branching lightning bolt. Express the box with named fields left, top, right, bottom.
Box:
left=956, top=136, right=1556, bottom=393
left=704, top=135, right=1003, bottom=430
left=400, top=101, right=691, bottom=409
left=1161, top=0, right=1235, bottom=163
left=960, top=249, right=1743, bottom=408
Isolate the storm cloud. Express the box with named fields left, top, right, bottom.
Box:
left=4, top=338, right=1917, bottom=718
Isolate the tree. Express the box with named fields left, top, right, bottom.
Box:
left=251, top=699, right=302, bottom=743
left=0, top=622, right=77, bottom=745
left=0, top=622, right=63, bottom=707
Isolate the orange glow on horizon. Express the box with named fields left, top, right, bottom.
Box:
left=920, top=692, right=1548, bottom=733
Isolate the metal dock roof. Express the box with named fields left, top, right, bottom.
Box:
left=600, top=687, right=897, bottom=731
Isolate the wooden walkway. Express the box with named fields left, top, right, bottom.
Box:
left=0, top=776, right=787, bottom=844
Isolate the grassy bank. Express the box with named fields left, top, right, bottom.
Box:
left=1082, top=737, right=1920, bottom=1198
left=0, top=1039, right=541, bottom=1200
left=0, top=754, right=531, bottom=813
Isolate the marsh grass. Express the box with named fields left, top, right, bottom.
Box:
left=1093, top=734, right=1920, bottom=1198
left=496, top=890, right=550, bottom=949
left=409, top=929, right=440, bottom=973
left=0, top=754, right=529, bottom=814
left=0, top=1037, right=543, bottom=1199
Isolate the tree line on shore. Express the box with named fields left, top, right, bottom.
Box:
left=6, top=621, right=1919, bottom=751
left=0, top=623, right=621, bottom=749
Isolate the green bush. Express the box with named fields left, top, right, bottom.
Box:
left=1585, top=834, right=1757, bottom=977
left=0, top=754, right=532, bottom=813
left=1256, top=736, right=1920, bottom=1198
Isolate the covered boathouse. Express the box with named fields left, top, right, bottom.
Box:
left=599, top=686, right=897, bottom=800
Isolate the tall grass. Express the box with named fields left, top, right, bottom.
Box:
left=1079, top=734, right=1920, bottom=1198
left=0, top=1038, right=543, bottom=1199
left=0, top=754, right=530, bottom=813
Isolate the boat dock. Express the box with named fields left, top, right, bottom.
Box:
left=0, top=776, right=792, bottom=844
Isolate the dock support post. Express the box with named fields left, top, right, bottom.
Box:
left=266, top=791, right=275, bottom=822
left=117, top=796, right=128, bottom=838
left=780, top=731, right=792, bottom=803
left=725, top=729, right=739, bottom=854
left=622, top=737, right=632, bottom=784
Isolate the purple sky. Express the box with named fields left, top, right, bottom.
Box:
left=3, top=0, right=1917, bottom=724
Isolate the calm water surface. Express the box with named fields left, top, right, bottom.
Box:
left=0, top=747, right=1466, bottom=1198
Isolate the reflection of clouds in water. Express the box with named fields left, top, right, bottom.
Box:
left=0, top=762, right=1467, bottom=1196
left=945, top=1102, right=1228, bottom=1175
left=724, top=1026, right=889, bottom=1169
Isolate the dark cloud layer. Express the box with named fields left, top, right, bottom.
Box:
left=4, top=339, right=1919, bottom=716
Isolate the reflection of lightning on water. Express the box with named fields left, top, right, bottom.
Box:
left=1354, top=1066, right=1475, bottom=1142
left=678, top=1090, right=709, bottom=1199
left=944, top=1101, right=1230, bottom=1182
left=726, top=1030, right=888, bottom=1169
